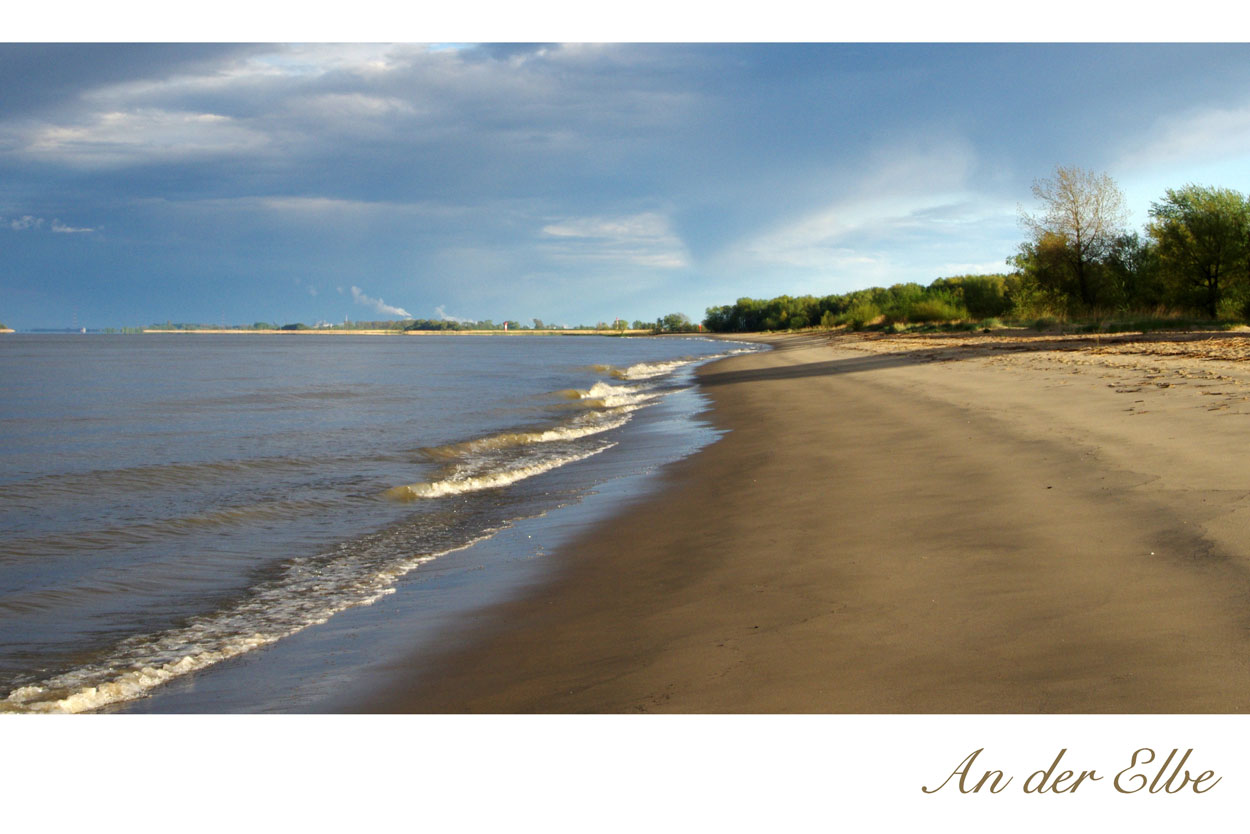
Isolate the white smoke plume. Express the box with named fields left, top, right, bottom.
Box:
left=434, top=305, right=473, bottom=324
left=350, top=285, right=411, bottom=318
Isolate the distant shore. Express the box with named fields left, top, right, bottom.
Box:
left=140, top=328, right=658, bottom=336
left=360, top=328, right=1250, bottom=712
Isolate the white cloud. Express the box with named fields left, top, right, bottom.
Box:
left=4, top=215, right=94, bottom=233
left=725, top=138, right=1022, bottom=273
left=735, top=193, right=979, bottom=269
left=540, top=212, right=688, bottom=268
left=1116, top=103, right=1250, bottom=174
left=350, top=285, right=411, bottom=318
left=260, top=196, right=379, bottom=213
left=937, top=260, right=1011, bottom=276
left=17, top=108, right=268, bottom=168
left=1112, top=102, right=1250, bottom=222
left=729, top=193, right=1020, bottom=286
left=715, top=137, right=989, bottom=265
left=292, top=93, right=416, bottom=119
left=248, top=44, right=411, bottom=79
left=51, top=219, right=94, bottom=233
left=853, top=140, right=978, bottom=201
left=542, top=213, right=670, bottom=239
left=7, top=215, right=44, bottom=231
left=249, top=195, right=467, bottom=219
left=83, top=45, right=410, bottom=102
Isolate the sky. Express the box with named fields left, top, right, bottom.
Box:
left=4, top=39, right=1250, bottom=329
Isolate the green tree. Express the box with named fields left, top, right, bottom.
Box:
left=1009, top=230, right=1079, bottom=316
left=658, top=312, right=693, bottom=332
left=1020, top=166, right=1128, bottom=308
left=929, top=274, right=1012, bottom=318
left=1103, top=231, right=1163, bottom=310
left=1148, top=185, right=1250, bottom=317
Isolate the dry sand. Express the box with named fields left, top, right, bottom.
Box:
left=361, top=329, right=1250, bottom=712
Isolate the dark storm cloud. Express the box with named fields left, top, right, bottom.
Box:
left=0, top=44, right=266, bottom=118
left=5, top=43, right=1250, bottom=330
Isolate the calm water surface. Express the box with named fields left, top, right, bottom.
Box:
left=0, top=333, right=756, bottom=712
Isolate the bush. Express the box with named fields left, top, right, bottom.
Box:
left=841, top=301, right=883, bottom=331
left=904, top=298, right=966, bottom=323
left=1216, top=294, right=1250, bottom=323
left=959, top=275, right=1012, bottom=318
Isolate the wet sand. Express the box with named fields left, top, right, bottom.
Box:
left=361, top=329, right=1250, bottom=712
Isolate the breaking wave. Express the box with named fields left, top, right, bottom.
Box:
left=0, top=530, right=487, bottom=714
left=420, top=409, right=632, bottom=461
left=386, top=444, right=616, bottom=500
left=0, top=339, right=763, bottom=713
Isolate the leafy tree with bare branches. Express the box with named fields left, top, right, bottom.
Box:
left=1020, top=166, right=1129, bottom=308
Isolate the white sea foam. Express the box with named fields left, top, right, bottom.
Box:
left=0, top=345, right=750, bottom=714
left=598, top=345, right=761, bottom=384
left=0, top=532, right=496, bottom=714
left=617, top=358, right=695, bottom=380
left=574, top=381, right=660, bottom=409
left=426, top=409, right=632, bottom=459
left=584, top=380, right=636, bottom=398
left=387, top=444, right=615, bottom=500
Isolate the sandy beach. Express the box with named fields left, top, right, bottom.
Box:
left=361, top=329, right=1250, bottom=713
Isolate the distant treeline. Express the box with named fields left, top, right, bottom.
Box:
left=146, top=315, right=699, bottom=333
left=704, top=170, right=1250, bottom=332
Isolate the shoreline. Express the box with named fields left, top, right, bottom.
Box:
left=357, top=329, right=1250, bottom=712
